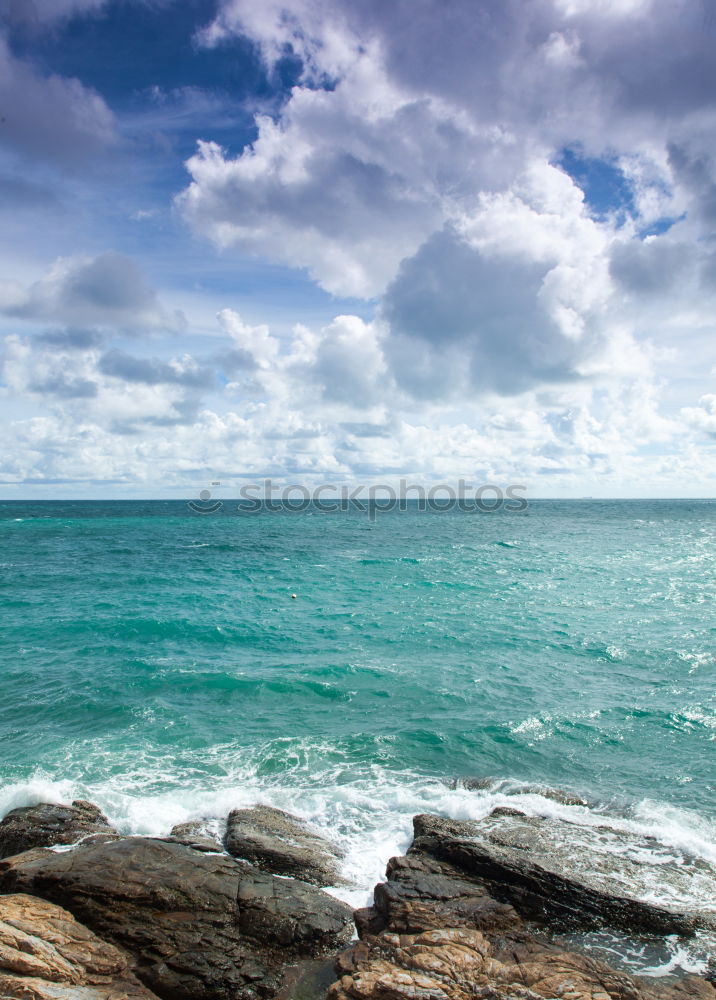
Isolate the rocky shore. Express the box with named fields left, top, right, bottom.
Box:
left=0, top=797, right=713, bottom=1000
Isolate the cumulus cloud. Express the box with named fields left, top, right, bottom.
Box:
left=213, top=307, right=389, bottom=409
left=2, top=252, right=185, bottom=331
left=217, top=308, right=279, bottom=368
left=377, top=155, right=647, bottom=401
left=0, top=295, right=708, bottom=493
left=298, top=314, right=388, bottom=404
left=682, top=395, right=716, bottom=438
left=0, top=330, right=212, bottom=434
left=178, top=97, right=449, bottom=298
left=3, top=0, right=716, bottom=493
left=609, top=238, right=695, bottom=296
left=0, top=376, right=700, bottom=493
left=98, top=349, right=215, bottom=389
left=176, top=0, right=716, bottom=412
left=0, top=35, right=116, bottom=167
left=184, top=0, right=716, bottom=297
left=382, top=232, right=567, bottom=399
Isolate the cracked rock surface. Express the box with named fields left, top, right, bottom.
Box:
left=330, top=926, right=716, bottom=1000
left=329, top=813, right=716, bottom=1000
left=0, top=891, right=159, bottom=1000
left=224, top=805, right=344, bottom=887
left=0, top=835, right=353, bottom=1000
left=0, top=801, right=118, bottom=859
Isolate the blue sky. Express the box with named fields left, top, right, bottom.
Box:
left=1, top=0, right=715, bottom=497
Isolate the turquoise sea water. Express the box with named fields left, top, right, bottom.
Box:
left=1, top=499, right=715, bottom=971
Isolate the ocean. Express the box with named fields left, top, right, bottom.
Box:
left=1, top=499, right=714, bottom=974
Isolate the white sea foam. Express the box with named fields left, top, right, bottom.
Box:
left=639, top=941, right=710, bottom=977
left=0, top=776, right=77, bottom=817
left=1, top=767, right=714, bottom=974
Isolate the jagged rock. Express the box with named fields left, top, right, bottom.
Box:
left=410, top=813, right=711, bottom=935
left=224, top=805, right=344, bottom=886
left=446, top=779, right=589, bottom=807
left=329, top=926, right=716, bottom=1000
left=0, top=801, right=117, bottom=859
left=165, top=821, right=223, bottom=853
left=502, top=783, right=590, bottom=807
left=358, top=851, right=522, bottom=936
left=446, top=776, right=497, bottom=791
left=275, top=955, right=345, bottom=1000
left=237, top=866, right=353, bottom=948
left=0, top=835, right=354, bottom=1000
left=0, top=891, right=159, bottom=999
left=330, top=822, right=716, bottom=1000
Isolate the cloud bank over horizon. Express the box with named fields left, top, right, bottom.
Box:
left=0, top=0, right=715, bottom=496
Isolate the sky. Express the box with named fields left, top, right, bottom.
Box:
left=1, top=0, right=715, bottom=499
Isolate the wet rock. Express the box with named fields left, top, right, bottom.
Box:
left=354, top=906, right=388, bottom=938
left=411, top=813, right=711, bottom=935
left=0, top=800, right=118, bottom=859
left=276, top=955, right=348, bottom=1000
left=166, top=820, right=223, bottom=853
left=330, top=823, right=716, bottom=1000
left=706, top=959, right=716, bottom=986
left=446, top=776, right=497, bottom=791
left=328, top=926, right=716, bottom=1000
left=224, top=805, right=344, bottom=886
left=237, top=866, right=354, bottom=948
left=0, top=835, right=354, bottom=1000
left=0, top=891, right=159, bottom=999
left=446, top=778, right=589, bottom=807
left=506, top=783, right=590, bottom=807
left=365, top=852, right=522, bottom=936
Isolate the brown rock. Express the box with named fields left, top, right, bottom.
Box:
left=224, top=805, right=344, bottom=886
left=0, top=801, right=117, bottom=859
left=445, top=779, right=589, bottom=808
left=329, top=926, right=716, bottom=1000
left=370, top=852, right=521, bottom=936
left=0, top=891, right=158, bottom=999
left=165, top=820, right=223, bottom=853
left=331, top=813, right=716, bottom=1000
left=0, top=835, right=354, bottom=1000
left=411, top=813, right=710, bottom=935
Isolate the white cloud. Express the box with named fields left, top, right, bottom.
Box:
left=197, top=0, right=360, bottom=79
left=178, top=68, right=456, bottom=298
left=178, top=0, right=716, bottom=405
left=159, top=0, right=716, bottom=495
left=682, top=395, right=716, bottom=438
left=2, top=252, right=185, bottom=331
left=301, top=314, right=387, bottom=404
left=2, top=294, right=702, bottom=495
left=552, top=0, right=653, bottom=17
left=3, top=0, right=716, bottom=494
left=0, top=35, right=116, bottom=167
left=185, top=0, right=716, bottom=292
left=217, top=308, right=279, bottom=368
left=0, top=331, right=211, bottom=435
